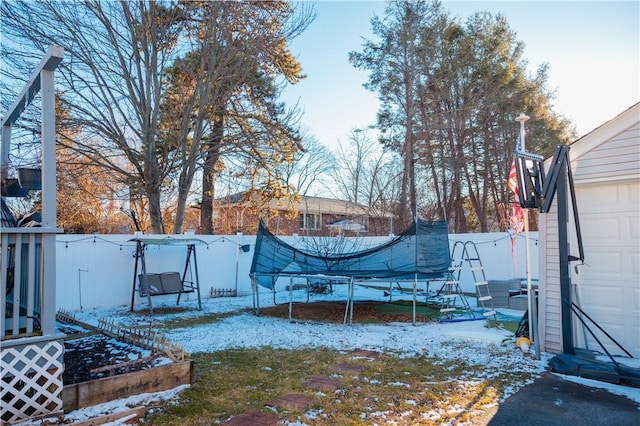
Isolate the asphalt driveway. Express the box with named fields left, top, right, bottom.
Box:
left=489, top=372, right=639, bottom=425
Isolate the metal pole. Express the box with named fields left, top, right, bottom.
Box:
left=191, top=245, right=202, bottom=310
left=516, top=113, right=540, bottom=359
left=349, top=277, right=354, bottom=325
left=235, top=232, right=242, bottom=296
left=557, top=161, right=574, bottom=354
left=413, top=272, right=417, bottom=324
left=251, top=275, right=256, bottom=313
left=130, top=239, right=141, bottom=311
left=413, top=206, right=418, bottom=324
left=288, top=276, right=293, bottom=321
left=78, top=268, right=88, bottom=310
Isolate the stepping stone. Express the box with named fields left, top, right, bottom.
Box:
left=333, top=362, right=364, bottom=373
left=223, top=410, right=282, bottom=426
left=302, top=375, right=342, bottom=392
left=351, top=348, right=381, bottom=358
left=266, top=393, right=314, bottom=411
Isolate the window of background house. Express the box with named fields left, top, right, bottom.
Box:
left=300, top=213, right=321, bottom=230
left=357, top=216, right=369, bottom=232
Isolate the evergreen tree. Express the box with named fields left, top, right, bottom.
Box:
left=350, top=0, right=574, bottom=232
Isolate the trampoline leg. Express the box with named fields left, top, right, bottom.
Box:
left=412, top=273, right=417, bottom=324
left=251, top=275, right=260, bottom=315
left=288, top=276, right=293, bottom=321
left=350, top=278, right=354, bottom=324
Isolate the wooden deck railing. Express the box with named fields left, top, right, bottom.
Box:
left=1, top=228, right=57, bottom=339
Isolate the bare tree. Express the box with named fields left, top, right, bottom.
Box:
left=278, top=133, right=336, bottom=196
left=1, top=0, right=314, bottom=234
left=1, top=1, right=189, bottom=232
left=332, top=128, right=400, bottom=216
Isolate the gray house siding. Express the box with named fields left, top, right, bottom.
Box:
left=539, top=103, right=640, bottom=357
left=539, top=205, right=562, bottom=354
left=573, top=123, right=639, bottom=181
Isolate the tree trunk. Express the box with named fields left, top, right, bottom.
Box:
left=146, top=186, right=165, bottom=234
left=200, top=113, right=224, bottom=234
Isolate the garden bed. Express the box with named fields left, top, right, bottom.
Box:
left=57, top=318, right=192, bottom=413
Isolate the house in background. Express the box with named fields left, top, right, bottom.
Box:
left=214, top=193, right=393, bottom=236
left=538, top=102, right=640, bottom=359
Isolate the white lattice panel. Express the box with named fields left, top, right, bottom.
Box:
left=1, top=340, right=64, bottom=424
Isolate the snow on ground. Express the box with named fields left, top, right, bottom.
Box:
left=19, top=284, right=638, bottom=424
left=75, top=283, right=528, bottom=359
left=72, top=284, right=640, bottom=403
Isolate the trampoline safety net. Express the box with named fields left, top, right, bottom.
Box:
left=250, top=219, right=451, bottom=289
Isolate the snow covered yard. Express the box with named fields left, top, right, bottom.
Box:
left=72, top=284, right=537, bottom=369
left=18, top=285, right=639, bottom=425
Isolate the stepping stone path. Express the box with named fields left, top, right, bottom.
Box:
left=222, top=349, right=380, bottom=425
left=302, top=375, right=342, bottom=392
left=267, top=393, right=315, bottom=411
left=350, top=348, right=381, bottom=358
left=222, top=409, right=281, bottom=426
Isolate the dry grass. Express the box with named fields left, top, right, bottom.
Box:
left=142, top=347, right=531, bottom=425
left=138, top=301, right=528, bottom=425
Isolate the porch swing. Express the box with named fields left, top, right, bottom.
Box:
left=129, top=236, right=204, bottom=314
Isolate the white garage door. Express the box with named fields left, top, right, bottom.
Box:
left=573, top=180, right=639, bottom=358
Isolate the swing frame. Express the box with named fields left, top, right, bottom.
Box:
left=129, top=236, right=204, bottom=314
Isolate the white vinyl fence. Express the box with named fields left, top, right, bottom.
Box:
left=55, top=231, right=538, bottom=312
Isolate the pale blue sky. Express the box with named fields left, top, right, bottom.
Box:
left=282, top=1, right=640, bottom=151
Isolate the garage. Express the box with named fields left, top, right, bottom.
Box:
left=538, top=102, right=640, bottom=359
left=573, top=180, right=639, bottom=357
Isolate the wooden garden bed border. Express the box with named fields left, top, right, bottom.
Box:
left=61, top=359, right=192, bottom=412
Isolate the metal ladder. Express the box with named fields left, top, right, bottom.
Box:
left=452, top=241, right=497, bottom=321
left=436, top=241, right=476, bottom=321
